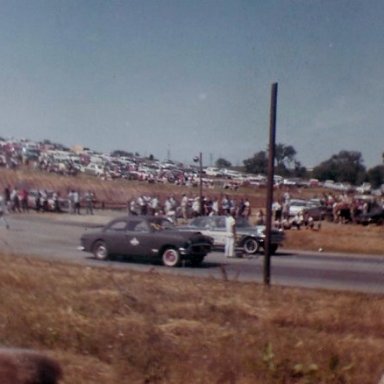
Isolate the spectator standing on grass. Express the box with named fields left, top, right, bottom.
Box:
left=67, top=190, right=74, bottom=213
left=225, top=210, right=236, bottom=258
left=4, top=186, right=11, bottom=211
left=221, top=195, right=230, bottom=215
left=149, top=195, right=159, bottom=216
left=137, top=195, right=147, bottom=215
left=243, top=198, right=251, bottom=218
left=20, top=188, right=29, bottom=212
left=211, top=197, right=219, bottom=216
left=73, top=190, right=80, bottom=214
left=129, top=198, right=138, bottom=215
left=256, top=209, right=265, bottom=225
left=85, top=191, right=94, bottom=215
left=52, top=191, right=60, bottom=212
left=11, top=187, right=21, bottom=213
left=35, top=191, right=42, bottom=212
left=272, top=200, right=282, bottom=224
left=237, top=198, right=245, bottom=217
left=191, top=196, right=200, bottom=217
left=180, top=194, right=189, bottom=220
left=0, top=194, right=10, bottom=229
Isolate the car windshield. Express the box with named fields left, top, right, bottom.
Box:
left=189, top=216, right=253, bottom=229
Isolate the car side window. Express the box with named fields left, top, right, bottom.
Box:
left=192, top=217, right=203, bottom=227
left=133, top=220, right=150, bottom=232
left=127, top=220, right=141, bottom=231
left=216, top=217, right=225, bottom=228
left=106, top=220, right=127, bottom=232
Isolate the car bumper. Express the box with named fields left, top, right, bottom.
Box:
left=179, top=244, right=211, bottom=257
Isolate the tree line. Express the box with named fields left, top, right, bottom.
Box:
left=216, top=144, right=384, bottom=189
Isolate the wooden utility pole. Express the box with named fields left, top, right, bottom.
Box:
left=199, top=152, right=203, bottom=215
left=264, top=83, right=278, bottom=286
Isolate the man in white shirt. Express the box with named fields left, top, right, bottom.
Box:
left=225, top=210, right=236, bottom=258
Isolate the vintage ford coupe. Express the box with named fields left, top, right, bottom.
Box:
left=79, top=215, right=213, bottom=267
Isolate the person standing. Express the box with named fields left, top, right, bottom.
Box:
left=20, top=188, right=29, bottom=212
left=4, top=186, right=11, bottom=211
left=149, top=195, right=159, bottom=216
left=73, top=190, right=80, bottom=215
left=180, top=194, right=189, bottom=221
left=0, top=194, right=10, bottom=229
left=67, top=190, right=74, bottom=214
left=225, top=210, right=236, bottom=258
left=85, top=191, right=94, bottom=215
left=10, top=187, right=21, bottom=213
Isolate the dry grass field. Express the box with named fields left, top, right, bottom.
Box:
left=0, top=167, right=384, bottom=383
left=1, top=253, right=383, bottom=384
left=284, top=221, right=384, bottom=255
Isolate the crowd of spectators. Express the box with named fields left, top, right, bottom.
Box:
left=128, top=193, right=251, bottom=223
left=3, top=180, right=384, bottom=227
left=1, top=185, right=253, bottom=224
left=271, top=190, right=384, bottom=229
left=2, top=186, right=97, bottom=215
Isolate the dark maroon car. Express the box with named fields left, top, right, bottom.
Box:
left=79, top=215, right=212, bottom=267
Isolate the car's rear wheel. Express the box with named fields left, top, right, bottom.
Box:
left=162, top=247, right=181, bottom=267
left=242, top=237, right=259, bottom=255
left=93, top=240, right=109, bottom=260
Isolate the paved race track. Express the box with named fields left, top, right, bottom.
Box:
left=1, top=212, right=383, bottom=294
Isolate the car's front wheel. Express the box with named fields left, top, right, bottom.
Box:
left=93, top=240, right=109, bottom=260
left=242, top=237, right=259, bottom=255
left=162, top=247, right=181, bottom=267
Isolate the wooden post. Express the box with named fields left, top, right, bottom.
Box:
left=199, top=152, right=203, bottom=215
left=264, top=83, right=278, bottom=286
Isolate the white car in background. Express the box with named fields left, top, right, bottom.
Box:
left=179, top=215, right=285, bottom=255
left=288, top=199, right=308, bottom=217
left=84, top=163, right=105, bottom=177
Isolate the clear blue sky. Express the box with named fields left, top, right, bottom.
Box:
left=1, top=0, right=383, bottom=168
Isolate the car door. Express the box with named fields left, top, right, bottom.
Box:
left=194, top=216, right=226, bottom=248
left=211, top=216, right=227, bottom=247
left=102, top=219, right=130, bottom=255
left=123, top=218, right=154, bottom=257
left=191, top=216, right=213, bottom=239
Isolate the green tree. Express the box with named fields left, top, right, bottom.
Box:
left=243, top=143, right=306, bottom=176
left=275, top=144, right=296, bottom=175
left=215, top=158, right=232, bottom=168
left=366, top=165, right=384, bottom=189
left=110, top=150, right=134, bottom=158
left=312, top=150, right=366, bottom=185
left=243, top=151, right=268, bottom=174
left=274, top=143, right=307, bottom=177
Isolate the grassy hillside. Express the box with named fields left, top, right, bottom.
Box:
left=0, top=167, right=318, bottom=208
